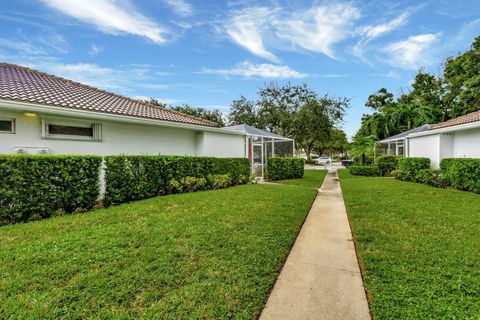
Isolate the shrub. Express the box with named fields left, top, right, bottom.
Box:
left=349, top=165, right=381, bottom=176
left=208, top=174, right=232, bottom=189
left=104, top=155, right=250, bottom=205
left=266, top=157, right=304, bottom=181
left=375, top=155, right=402, bottom=176
left=0, top=155, right=102, bottom=225
left=440, top=158, right=480, bottom=193
left=415, top=169, right=448, bottom=188
left=397, top=157, right=430, bottom=181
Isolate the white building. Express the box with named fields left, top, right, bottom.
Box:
left=379, top=111, right=480, bottom=167
left=0, top=63, right=246, bottom=158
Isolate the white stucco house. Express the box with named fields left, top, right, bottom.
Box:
left=0, top=63, right=246, bottom=158
left=379, top=111, right=480, bottom=167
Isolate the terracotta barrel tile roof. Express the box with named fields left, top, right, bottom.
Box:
left=0, top=62, right=219, bottom=127
left=429, top=110, right=480, bottom=130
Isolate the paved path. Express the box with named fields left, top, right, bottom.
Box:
left=260, top=169, right=371, bottom=320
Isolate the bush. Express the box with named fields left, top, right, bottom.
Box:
left=375, top=155, right=402, bottom=176
left=208, top=174, right=232, bottom=189
left=440, top=158, right=480, bottom=193
left=265, top=157, right=304, bottom=181
left=415, top=169, right=448, bottom=188
left=0, top=155, right=102, bottom=225
left=169, top=176, right=208, bottom=193
left=397, top=157, right=430, bottom=181
left=349, top=165, right=381, bottom=176
left=104, top=155, right=250, bottom=205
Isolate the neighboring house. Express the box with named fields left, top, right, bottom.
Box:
left=379, top=111, right=480, bottom=167
left=378, top=125, right=431, bottom=156
left=221, top=124, right=293, bottom=177
left=0, top=63, right=246, bottom=158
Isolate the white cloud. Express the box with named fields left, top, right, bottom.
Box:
left=39, top=0, right=168, bottom=44
left=226, top=7, right=279, bottom=62
left=88, top=44, right=104, bottom=56
left=202, top=61, right=307, bottom=79
left=273, top=4, right=361, bottom=59
left=358, top=12, right=409, bottom=40
left=382, top=33, right=441, bottom=69
left=163, top=0, right=193, bottom=16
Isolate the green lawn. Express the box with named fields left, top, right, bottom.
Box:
left=339, top=170, right=480, bottom=320
left=277, top=169, right=327, bottom=188
left=0, top=170, right=326, bottom=319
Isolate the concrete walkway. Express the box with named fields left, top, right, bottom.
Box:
left=260, top=170, right=371, bottom=320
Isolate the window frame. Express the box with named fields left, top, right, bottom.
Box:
left=0, top=117, right=15, bottom=134
left=41, top=118, right=102, bottom=141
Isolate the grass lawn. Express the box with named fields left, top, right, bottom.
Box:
left=0, top=170, right=326, bottom=319
left=339, top=170, right=480, bottom=320
left=276, top=169, right=327, bottom=188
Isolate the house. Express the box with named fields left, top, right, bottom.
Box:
left=221, top=124, right=294, bottom=177
left=379, top=111, right=480, bottom=167
left=378, top=125, right=431, bottom=156
left=0, top=63, right=246, bottom=158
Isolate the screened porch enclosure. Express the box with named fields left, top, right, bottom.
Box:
left=221, top=124, right=294, bottom=178
left=249, top=136, right=294, bottom=177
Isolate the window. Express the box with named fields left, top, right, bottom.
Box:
left=42, top=119, right=101, bottom=141
left=0, top=118, right=15, bottom=133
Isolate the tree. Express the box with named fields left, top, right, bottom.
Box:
left=292, top=96, right=349, bottom=160
left=365, top=88, right=395, bottom=112
left=145, top=98, right=225, bottom=126
left=228, top=96, right=261, bottom=127
left=170, top=104, right=225, bottom=127
left=443, top=36, right=480, bottom=118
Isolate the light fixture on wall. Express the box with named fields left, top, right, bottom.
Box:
left=24, top=112, right=37, bottom=117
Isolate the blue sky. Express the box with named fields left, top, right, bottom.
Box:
left=0, top=0, right=479, bottom=137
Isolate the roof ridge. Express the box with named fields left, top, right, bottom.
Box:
left=0, top=62, right=218, bottom=127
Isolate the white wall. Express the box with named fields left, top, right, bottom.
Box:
left=408, top=134, right=440, bottom=167
left=199, top=131, right=246, bottom=158
left=453, top=128, right=480, bottom=158
left=0, top=110, right=245, bottom=157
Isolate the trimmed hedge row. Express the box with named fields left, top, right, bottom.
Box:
left=397, top=157, right=431, bottom=180
left=440, top=158, right=480, bottom=193
left=0, top=155, right=102, bottom=224
left=375, top=155, right=402, bottom=176
left=349, top=165, right=381, bottom=176
left=104, top=156, right=251, bottom=205
left=265, top=157, right=304, bottom=181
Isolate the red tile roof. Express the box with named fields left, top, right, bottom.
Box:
left=0, top=62, right=219, bottom=127
left=429, top=110, right=480, bottom=130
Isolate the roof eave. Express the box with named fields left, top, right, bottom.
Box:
left=408, top=121, right=480, bottom=138
left=0, top=99, right=246, bottom=136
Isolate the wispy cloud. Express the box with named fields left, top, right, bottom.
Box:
left=273, top=4, right=361, bottom=59
left=163, top=0, right=193, bottom=17
left=88, top=44, right=104, bottom=56
left=382, top=33, right=441, bottom=69
left=202, top=61, right=307, bottom=79
left=226, top=7, right=279, bottom=62
left=353, top=12, right=411, bottom=62
left=39, top=0, right=168, bottom=44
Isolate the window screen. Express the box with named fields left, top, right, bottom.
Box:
left=48, top=124, right=94, bottom=137
left=0, top=119, right=13, bottom=133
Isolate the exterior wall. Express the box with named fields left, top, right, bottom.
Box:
left=452, top=128, right=480, bottom=158
left=408, top=134, right=440, bottom=167
left=199, top=131, right=246, bottom=158
left=0, top=109, right=245, bottom=157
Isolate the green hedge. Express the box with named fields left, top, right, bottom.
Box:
left=104, top=155, right=251, bottom=205
left=349, top=165, right=381, bottom=176
left=375, top=155, right=402, bottom=176
left=0, top=155, right=102, bottom=225
left=397, top=157, right=430, bottom=180
left=265, top=157, right=304, bottom=181
left=415, top=169, right=448, bottom=188
left=440, top=158, right=480, bottom=193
